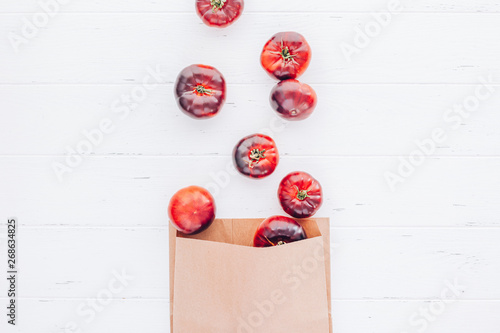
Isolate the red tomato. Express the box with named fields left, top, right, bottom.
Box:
left=278, top=171, right=323, bottom=218
left=233, top=134, right=279, bottom=179
left=195, top=0, right=244, bottom=28
left=253, top=215, right=307, bottom=247
left=260, top=31, right=312, bottom=81
left=168, top=186, right=216, bottom=235
left=270, top=79, right=317, bottom=120
left=174, top=64, right=226, bottom=119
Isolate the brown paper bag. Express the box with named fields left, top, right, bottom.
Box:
left=169, top=218, right=332, bottom=332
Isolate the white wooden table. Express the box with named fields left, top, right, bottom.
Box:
left=1, top=1, right=500, bottom=332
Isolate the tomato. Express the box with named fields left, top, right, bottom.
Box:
left=253, top=215, right=307, bottom=247
left=174, top=64, right=226, bottom=119
left=195, top=0, right=244, bottom=28
left=168, top=186, right=216, bottom=235
left=270, top=79, right=317, bottom=121
left=260, top=31, right=312, bottom=81
left=278, top=171, right=323, bottom=218
left=233, top=134, right=279, bottom=179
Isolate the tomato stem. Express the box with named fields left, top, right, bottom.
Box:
left=211, top=0, right=226, bottom=11
left=248, top=148, right=266, bottom=169
left=294, top=185, right=310, bottom=201
left=264, top=235, right=286, bottom=246
left=280, top=39, right=297, bottom=62
left=280, top=47, right=295, bottom=61
left=195, top=85, right=213, bottom=96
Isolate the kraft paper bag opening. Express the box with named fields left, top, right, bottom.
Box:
left=169, top=218, right=332, bottom=333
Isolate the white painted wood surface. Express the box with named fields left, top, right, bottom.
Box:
left=1, top=1, right=500, bottom=332
left=1, top=0, right=500, bottom=12
left=2, top=84, right=500, bottom=156
left=2, top=14, right=500, bottom=84
left=4, top=299, right=500, bottom=333
left=2, top=157, right=500, bottom=228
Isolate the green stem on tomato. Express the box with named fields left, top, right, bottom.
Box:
left=195, top=85, right=213, bottom=96
left=279, top=38, right=297, bottom=62
left=211, top=0, right=226, bottom=11
left=264, top=235, right=286, bottom=246
left=294, top=185, right=309, bottom=201
left=248, top=148, right=266, bottom=169
left=280, top=46, right=296, bottom=61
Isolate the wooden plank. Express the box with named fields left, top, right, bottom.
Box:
left=1, top=0, right=500, bottom=13
left=0, top=227, right=499, bottom=299
left=1, top=84, right=499, bottom=156
left=2, top=14, right=500, bottom=83
left=1, top=299, right=499, bottom=333
left=333, top=300, right=500, bottom=333
left=2, top=156, right=500, bottom=227
left=0, top=299, right=170, bottom=333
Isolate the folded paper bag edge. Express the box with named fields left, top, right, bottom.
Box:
left=175, top=233, right=324, bottom=249
left=175, top=217, right=324, bottom=247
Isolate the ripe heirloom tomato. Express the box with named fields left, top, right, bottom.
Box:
left=260, top=31, right=312, bottom=81
left=168, top=186, right=216, bottom=235
left=253, top=215, right=307, bottom=247
left=278, top=171, right=323, bottom=218
left=196, top=0, right=244, bottom=28
left=233, top=134, right=279, bottom=179
left=174, top=64, right=226, bottom=119
left=270, top=79, right=317, bottom=121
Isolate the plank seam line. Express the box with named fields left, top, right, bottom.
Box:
left=1, top=83, right=500, bottom=86
left=3, top=226, right=500, bottom=230
left=0, top=297, right=499, bottom=301
left=2, top=155, right=500, bottom=158
left=1, top=11, right=500, bottom=14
